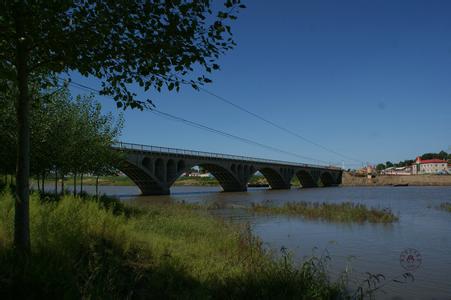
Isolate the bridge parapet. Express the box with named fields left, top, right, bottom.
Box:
left=113, top=142, right=343, bottom=195
left=113, top=142, right=341, bottom=170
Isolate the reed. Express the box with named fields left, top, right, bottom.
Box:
left=250, top=201, right=398, bottom=223
left=439, top=202, right=451, bottom=213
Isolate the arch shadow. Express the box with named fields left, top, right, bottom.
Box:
left=117, top=160, right=168, bottom=195
left=320, top=172, right=334, bottom=187
left=168, top=162, right=245, bottom=192
left=258, top=167, right=291, bottom=189
left=296, top=170, right=317, bottom=188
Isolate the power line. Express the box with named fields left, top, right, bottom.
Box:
left=197, top=86, right=365, bottom=164
left=60, top=76, right=366, bottom=165
left=151, top=109, right=330, bottom=165
left=60, top=78, right=334, bottom=165
left=62, top=79, right=102, bottom=94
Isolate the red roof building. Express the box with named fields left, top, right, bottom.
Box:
left=412, top=157, right=449, bottom=174
left=416, top=158, right=447, bottom=164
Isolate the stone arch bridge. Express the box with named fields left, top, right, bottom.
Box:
left=113, top=142, right=343, bottom=195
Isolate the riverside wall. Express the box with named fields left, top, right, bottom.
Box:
left=342, top=172, right=451, bottom=186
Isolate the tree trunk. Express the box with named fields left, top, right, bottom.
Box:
left=96, top=176, right=99, bottom=199
left=73, top=173, right=77, bottom=197
left=54, top=169, right=58, bottom=196
left=37, top=175, right=40, bottom=192
left=41, top=172, right=46, bottom=194
left=80, top=173, right=83, bottom=194
left=61, top=174, right=64, bottom=195
left=13, top=0, right=31, bottom=253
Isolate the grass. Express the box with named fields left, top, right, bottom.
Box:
left=291, top=176, right=301, bottom=187
left=439, top=202, right=451, bottom=212
left=173, top=176, right=219, bottom=186
left=171, top=175, right=270, bottom=187
left=33, top=175, right=136, bottom=186
left=250, top=201, right=398, bottom=223
left=0, top=186, right=349, bottom=299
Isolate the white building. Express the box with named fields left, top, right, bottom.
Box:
left=411, top=157, right=449, bottom=174
left=381, top=166, right=412, bottom=176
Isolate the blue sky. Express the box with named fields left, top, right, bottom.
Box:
left=68, top=0, right=451, bottom=168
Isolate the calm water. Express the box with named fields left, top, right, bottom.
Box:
left=72, top=185, right=451, bottom=299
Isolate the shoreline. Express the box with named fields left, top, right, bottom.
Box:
left=342, top=173, right=451, bottom=187
left=34, top=174, right=451, bottom=189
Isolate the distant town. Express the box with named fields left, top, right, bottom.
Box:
left=353, top=151, right=451, bottom=177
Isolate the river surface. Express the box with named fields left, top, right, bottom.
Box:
left=69, top=185, right=451, bottom=299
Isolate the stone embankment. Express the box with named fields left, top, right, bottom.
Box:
left=342, top=172, right=451, bottom=186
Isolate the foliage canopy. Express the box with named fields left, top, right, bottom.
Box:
left=1, top=0, right=244, bottom=108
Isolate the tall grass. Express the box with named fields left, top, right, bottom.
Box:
left=0, top=188, right=348, bottom=299
left=251, top=201, right=398, bottom=223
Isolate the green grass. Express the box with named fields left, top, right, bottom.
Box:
left=33, top=175, right=136, bottom=186
left=250, top=201, right=398, bottom=223
left=174, top=175, right=271, bottom=186
left=439, top=202, right=451, bottom=212
left=0, top=187, right=348, bottom=299
left=291, top=176, right=301, bottom=187
left=173, top=176, right=220, bottom=186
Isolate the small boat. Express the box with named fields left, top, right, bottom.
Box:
left=393, top=183, right=409, bottom=187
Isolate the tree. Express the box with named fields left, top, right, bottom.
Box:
left=438, top=151, right=448, bottom=160
left=0, top=90, right=17, bottom=177
left=1, top=0, right=244, bottom=252
left=421, top=153, right=434, bottom=160
left=1, top=86, right=123, bottom=196
left=385, top=161, right=393, bottom=168
left=68, top=94, right=123, bottom=195
left=376, top=164, right=385, bottom=171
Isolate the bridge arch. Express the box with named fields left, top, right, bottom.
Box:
left=167, top=159, right=176, bottom=182
left=203, top=163, right=245, bottom=192
left=177, top=160, right=186, bottom=173
left=142, top=157, right=152, bottom=172
left=296, top=170, right=317, bottom=188
left=258, top=167, right=291, bottom=189
left=320, top=172, right=334, bottom=187
left=166, top=162, right=245, bottom=192
left=117, top=160, right=168, bottom=195
left=237, top=164, right=243, bottom=181
left=198, top=163, right=245, bottom=192
left=250, top=165, right=256, bottom=175
left=154, top=158, right=165, bottom=182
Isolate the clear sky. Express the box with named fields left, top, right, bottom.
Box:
left=68, top=0, right=451, bottom=168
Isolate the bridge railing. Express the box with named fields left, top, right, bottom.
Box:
left=112, top=142, right=341, bottom=170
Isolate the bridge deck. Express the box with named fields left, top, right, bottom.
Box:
left=113, top=142, right=340, bottom=171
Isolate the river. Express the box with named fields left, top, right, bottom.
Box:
left=66, top=184, right=451, bottom=299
